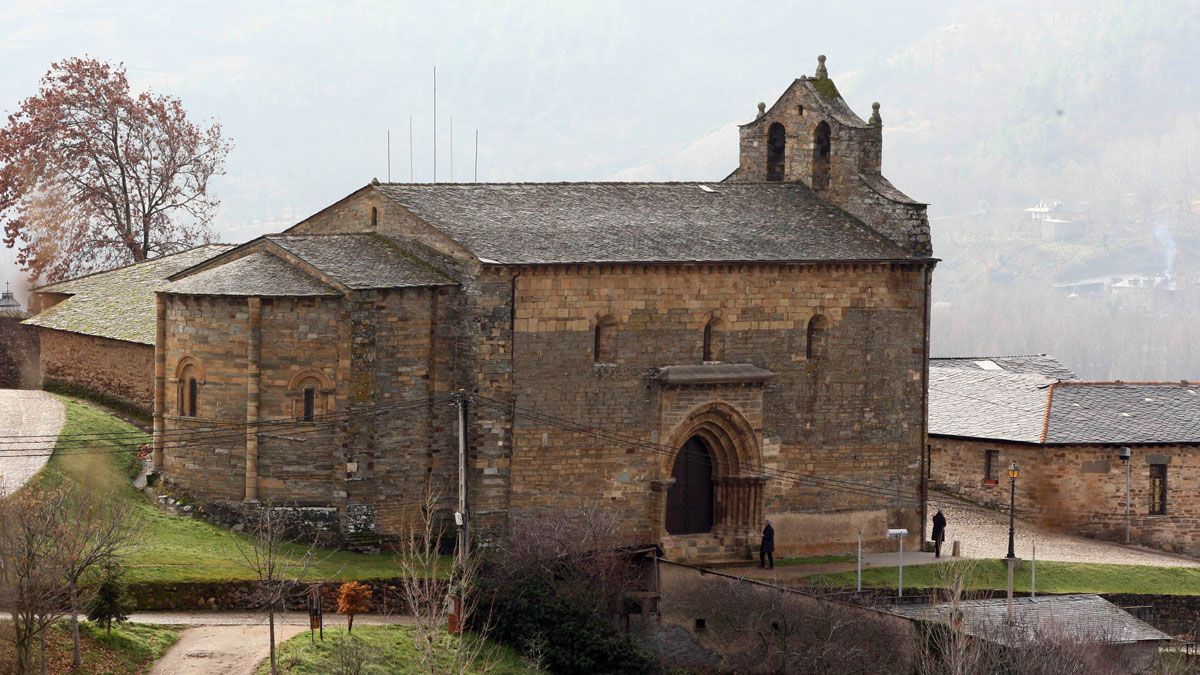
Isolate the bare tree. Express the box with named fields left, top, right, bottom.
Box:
left=0, top=485, right=75, bottom=675
left=396, top=489, right=499, bottom=674
left=0, top=57, right=230, bottom=283
left=59, top=487, right=138, bottom=669
left=231, top=503, right=318, bottom=675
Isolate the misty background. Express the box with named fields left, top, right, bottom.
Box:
left=3, top=0, right=1198, bottom=380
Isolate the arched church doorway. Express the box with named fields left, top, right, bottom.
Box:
left=665, top=437, right=714, bottom=535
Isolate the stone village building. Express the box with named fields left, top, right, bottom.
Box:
left=928, top=355, right=1200, bottom=556
left=25, top=58, right=937, bottom=559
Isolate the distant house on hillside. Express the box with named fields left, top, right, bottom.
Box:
left=1020, top=199, right=1087, bottom=241
left=22, top=245, right=233, bottom=414
left=928, top=354, right=1200, bottom=556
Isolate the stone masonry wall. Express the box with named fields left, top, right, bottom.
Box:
left=39, top=329, right=152, bottom=413
left=0, top=316, right=39, bottom=389
left=930, top=437, right=1200, bottom=556
left=503, top=262, right=930, bottom=555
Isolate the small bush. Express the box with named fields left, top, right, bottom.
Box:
left=337, top=581, right=373, bottom=633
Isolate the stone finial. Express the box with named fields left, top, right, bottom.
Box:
left=869, top=102, right=882, bottom=126
left=815, top=54, right=828, bottom=79
left=371, top=177, right=381, bottom=185
left=757, top=102, right=766, bottom=118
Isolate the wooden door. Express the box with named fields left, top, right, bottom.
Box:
left=665, top=437, right=714, bottom=535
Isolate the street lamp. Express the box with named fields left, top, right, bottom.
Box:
left=1118, top=447, right=1131, bottom=544
left=1006, top=463, right=1020, bottom=559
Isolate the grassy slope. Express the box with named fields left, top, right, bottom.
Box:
left=47, top=398, right=414, bottom=584
left=260, top=625, right=534, bottom=675
left=812, top=559, right=1200, bottom=596
left=0, top=622, right=179, bottom=674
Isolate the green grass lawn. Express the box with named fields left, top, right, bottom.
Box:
left=44, top=398, right=432, bottom=584
left=260, top=625, right=535, bottom=674
left=811, top=558, right=1200, bottom=596
left=0, top=621, right=180, bottom=674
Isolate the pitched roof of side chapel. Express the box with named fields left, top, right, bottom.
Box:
left=366, top=181, right=921, bottom=265
left=23, top=244, right=234, bottom=344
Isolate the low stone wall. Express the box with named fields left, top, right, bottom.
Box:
left=39, top=328, right=153, bottom=415
left=127, top=578, right=424, bottom=612
left=0, top=315, right=39, bottom=388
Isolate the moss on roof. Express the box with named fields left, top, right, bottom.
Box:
left=23, top=245, right=233, bottom=344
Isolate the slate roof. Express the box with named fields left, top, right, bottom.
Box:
left=372, top=182, right=919, bottom=265
left=891, top=595, right=1172, bottom=646
left=166, top=252, right=339, bottom=297
left=264, top=234, right=452, bottom=289
left=931, top=354, right=1078, bottom=380
left=23, top=244, right=233, bottom=345
left=928, top=367, right=1055, bottom=443
left=929, top=366, right=1200, bottom=445
left=1046, top=381, right=1200, bottom=444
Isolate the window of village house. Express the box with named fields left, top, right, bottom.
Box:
left=1150, top=464, right=1167, bottom=515
left=594, top=315, right=618, bottom=364
left=703, top=317, right=724, bottom=362
left=984, top=449, right=999, bottom=484
left=806, top=314, right=828, bottom=359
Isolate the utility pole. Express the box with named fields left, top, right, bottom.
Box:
left=454, top=390, right=470, bottom=560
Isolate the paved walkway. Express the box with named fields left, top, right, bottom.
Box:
left=0, top=390, right=65, bottom=495
left=927, top=499, right=1200, bottom=567
left=136, top=612, right=413, bottom=675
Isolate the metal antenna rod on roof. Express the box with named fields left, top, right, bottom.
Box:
left=432, top=66, right=437, bottom=183
left=450, top=115, right=454, bottom=182
left=474, top=129, right=478, bottom=183
left=386, top=129, right=391, bottom=182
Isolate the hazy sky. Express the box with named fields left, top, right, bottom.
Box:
left=0, top=0, right=963, bottom=296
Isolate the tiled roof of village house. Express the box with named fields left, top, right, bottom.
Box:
left=23, top=244, right=234, bottom=345
left=891, top=594, right=1172, bottom=646
left=929, top=366, right=1200, bottom=445
left=165, top=251, right=341, bottom=297
left=373, top=182, right=919, bottom=264
left=931, top=354, right=1078, bottom=380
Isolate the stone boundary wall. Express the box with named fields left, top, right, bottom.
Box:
left=39, top=328, right=153, bottom=415
left=0, top=315, right=39, bottom=388
left=126, top=577, right=434, bottom=612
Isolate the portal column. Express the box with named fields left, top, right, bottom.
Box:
left=245, top=296, right=262, bottom=501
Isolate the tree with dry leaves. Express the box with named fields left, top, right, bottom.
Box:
left=0, top=57, right=230, bottom=284
left=338, top=581, right=372, bottom=635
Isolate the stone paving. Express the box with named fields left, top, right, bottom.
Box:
left=0, top=390, right=65, bottom=495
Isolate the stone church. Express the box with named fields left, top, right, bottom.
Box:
left=153, top=57, right=936, bottom=559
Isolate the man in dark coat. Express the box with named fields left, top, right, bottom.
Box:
left=932, top=510, right=947, bottom=558
left=759, top=520, right=775, bottom=569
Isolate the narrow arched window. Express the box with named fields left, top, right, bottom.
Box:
left=807, top=314, right=828, bottom=359
left=290, top=373, right=330, bottom=421
left=594, top=315, right=618, bottom=364
left=766, top=123, right=786, bottom=181
left=370, top=206, right=378, bottom=227
left=303, top=387, right=316, bottom=422
left=702, top=317, right=724, bottom=362
left=812, top=121, right=831, bottom=190
left=187, top=378, right=198, bottom=417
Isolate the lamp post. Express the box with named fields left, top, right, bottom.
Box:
left=1119, top=447, right=1131, bottom=544
left=1006, top=463, right=1020, bottom=560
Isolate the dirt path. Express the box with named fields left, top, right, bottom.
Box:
left=149, top=624, right=306, bottom=675
left=138, top=611, right=414, bottom=675
left=0, top=390, right=65, bottom=494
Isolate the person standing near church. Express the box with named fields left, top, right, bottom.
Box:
left=759, top=520, right=775, bottom=569
left=932, top=510, right=947, bottom=558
